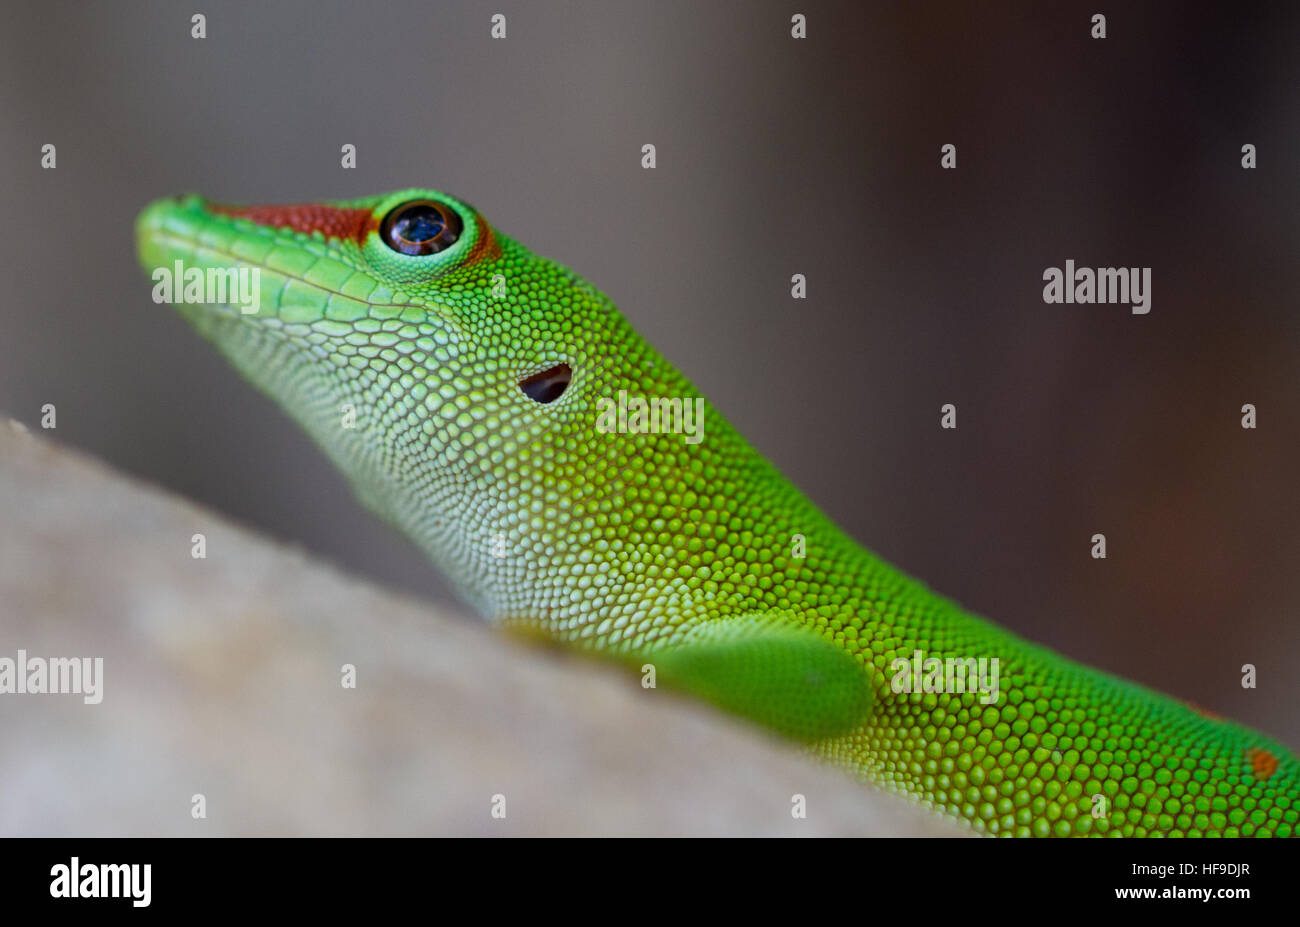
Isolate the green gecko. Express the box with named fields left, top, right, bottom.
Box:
left=136, top=189, right=1298, bottom=837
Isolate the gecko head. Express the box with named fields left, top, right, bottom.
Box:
left=136, top=188, right=690, bottom=617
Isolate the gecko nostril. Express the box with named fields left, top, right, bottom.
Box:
left=519, top=363, right=571, bottom=403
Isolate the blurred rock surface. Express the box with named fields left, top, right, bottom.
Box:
left=0, top=422, right=963, bottom=836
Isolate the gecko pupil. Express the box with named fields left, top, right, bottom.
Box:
left=380, top=200, right=462, bottom=255
left=519, top=363, right=571, bottom=403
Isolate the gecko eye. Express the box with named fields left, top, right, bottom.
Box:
left=519, top=363, right=571, bottom=403
left=380, top=200, right=462, bottom=255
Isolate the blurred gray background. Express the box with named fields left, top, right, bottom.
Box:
left=2, top=1, right=1298, bottom=744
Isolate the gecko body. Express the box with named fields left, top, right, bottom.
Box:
left=137, top=189, right=1299, bottom=836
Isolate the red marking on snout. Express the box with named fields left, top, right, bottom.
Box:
left=209, top=202, right=378, bottom=246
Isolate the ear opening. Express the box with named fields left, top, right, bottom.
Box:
left=519, top=363, right=571, bottom=403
